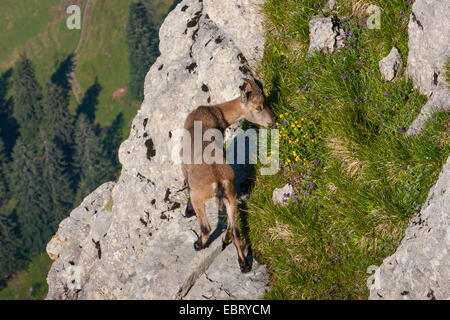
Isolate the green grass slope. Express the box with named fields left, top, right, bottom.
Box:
left=245, top=0, right=449, bottom=299
left=74, top=0, right=137, bottom=129
left=0, top=0, right=81, bottom=83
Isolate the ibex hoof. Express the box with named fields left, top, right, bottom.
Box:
left=239, top=259, right=251, bottom=273
left=194, top=238, right=206, bottom=251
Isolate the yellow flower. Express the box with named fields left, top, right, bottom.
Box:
left=279, top=114, right=283, bottom=118
left=285, top=112, right=288, bottom=116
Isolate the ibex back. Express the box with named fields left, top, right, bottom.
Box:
left=181, top=79, right=275, bottom=273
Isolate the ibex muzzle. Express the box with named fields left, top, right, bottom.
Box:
left=181, top=78, right=275, bottom=273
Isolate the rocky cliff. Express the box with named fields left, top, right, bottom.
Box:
left=370, top=0, right=449, bottom=300
left=406, top=0, right=450, bottom=135
left=45, top=0, right=269, bottom=300
left=369, top=157, right=449, bottom=300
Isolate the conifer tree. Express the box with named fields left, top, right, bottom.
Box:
left=0, top=136, right=20, bottom=286
left=38, top=78, right=75, bottom=229
left=39, top=132, right=74, bottom=226
left=0, top=137, right=7, bottom=207
left=42, top=81, right=74, bottom=151
left=103, top=112, right=125, bottom=172
left=0, top=69, right=18, bottom=156
left=0, top=214, right=19, bottom=286
left=8, top=139, right=52, bottom=255
left=126, top=1, right=158, bottom=100
left=12, top=55, right=43, bottom=146
left=74, top=114, right=114, bottom=204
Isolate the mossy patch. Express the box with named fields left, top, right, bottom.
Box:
left=104, top=196, right=114, bottom=212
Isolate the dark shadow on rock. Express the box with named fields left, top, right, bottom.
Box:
left=77, top=78, right=101, bottom=122
left=205, top=206, right=227, bottom=248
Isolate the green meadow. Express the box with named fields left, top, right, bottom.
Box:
left=1, top=0, right=176, bottom=134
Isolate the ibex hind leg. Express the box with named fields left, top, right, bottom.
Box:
left=190, top=192, right=211, bottom=251
left=223, top=182, right=251, bottom=273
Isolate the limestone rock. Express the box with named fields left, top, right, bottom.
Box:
left=185, top=244, right=270, bottom=300
left=406, top=0, right=450, bottom=135
left=379, top=47, right=402, bottom=82
left=323, top=0, right=335, bottom=13
left=203, top=0, right=265, bottom=67
left=272, top=184, right=294, bottom=206
left=307, top=15, right=344, bottom=56
left=369, top=156, right=450, bottom=300
left=46, top=182, right=116, bottom=299
left=46, top=0, right=269, bottom=300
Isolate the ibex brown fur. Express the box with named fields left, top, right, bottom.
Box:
left=181, top=79, right=275, bottom=273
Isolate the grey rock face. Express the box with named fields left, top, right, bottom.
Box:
left=379, top=47, right=403, bottom=82
left=46, top=0, right=269, bottom=300
left=46, top=182, right=116, bottom=299
left=307, top=15, right=344, bottom=56
left=185, top=244, right=270, bottom=299
left=272, top=184, right=294, bottom=206
left=203, top=0, right=265, bottom=67
left=406, top=0, right=450, bottom=135
left=369, top=156, right=450, bottom=300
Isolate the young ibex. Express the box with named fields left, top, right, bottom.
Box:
left=181, top=79, right=275, bottom=273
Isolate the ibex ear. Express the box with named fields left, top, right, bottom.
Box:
left=240, top=79, right=252, bottom=104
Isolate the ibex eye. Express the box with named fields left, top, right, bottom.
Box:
left=256, top=105, right=263, bottom=112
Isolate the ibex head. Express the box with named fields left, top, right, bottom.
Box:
left=239, top=79, right=275, bottom=127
